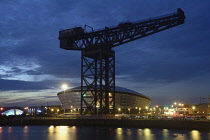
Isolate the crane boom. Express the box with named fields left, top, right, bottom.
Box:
left=58, top=9, right=186, bottom=115
left=59, top=8, right=185, bottom=50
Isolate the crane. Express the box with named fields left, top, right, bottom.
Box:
left=58, top=8, right=185, bottom=115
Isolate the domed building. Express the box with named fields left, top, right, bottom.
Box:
left=57, top=86, right=151, bottom=114
left=1, top=109, right=24, bottom=116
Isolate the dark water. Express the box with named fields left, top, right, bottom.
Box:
left=0, top=126, right=209, bottom=140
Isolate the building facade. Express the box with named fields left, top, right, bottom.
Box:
left=57, top=86, right=151, bottom=114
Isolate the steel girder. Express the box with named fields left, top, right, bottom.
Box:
left=62, top=9, right=185, bottom=50
left=81, top=48, right=115, bottom=114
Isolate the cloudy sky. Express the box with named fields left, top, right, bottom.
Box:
left=0, top=0, right=210, bottom=107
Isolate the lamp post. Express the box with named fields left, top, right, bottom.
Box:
left=118, top=108, right=121, bottom=114
left=128, top=108, right=131, bottom=116
left=51, top=108, right=54, bottom=114
left=45, top=107, right=48, bottom=114
left=192, top=106, right=196, bottom=114
left=139, top=108, right=141, bottom=116
left=62, top=84, right=68, bottom=116
left=174, top=102, right=178, bottom=115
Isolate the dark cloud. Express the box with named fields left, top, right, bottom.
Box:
left=0, top=0, right=210, bottom=106
left=116, top=46, right=210, bottom=84
left=0, top=79, right=53, bottom=91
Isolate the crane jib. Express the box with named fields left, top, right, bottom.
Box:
left=59, top=8, right=185, bottom=50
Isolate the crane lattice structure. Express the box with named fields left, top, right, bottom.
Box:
left=59, top=8, right=185, bottom=115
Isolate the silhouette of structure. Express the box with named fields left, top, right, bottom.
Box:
left=58, top=8, right=185, bottom=115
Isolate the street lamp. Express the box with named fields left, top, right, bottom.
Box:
left=61, top=84, right=68, bottom=116
left=174, top=102, right=178, bottom=113
left=62, top=84, right=68, bottom=91
left=192, top=106, right=196, bottom=114
left=139, top=108, right=141, bottom=116
left=45, top=107, right=48, bottom=114
left=128, top=108, right=131, bottom=116
left=118, top=108, right=121, bottom=114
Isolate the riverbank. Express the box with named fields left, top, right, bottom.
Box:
left=0, top=118, right=210, bottom=131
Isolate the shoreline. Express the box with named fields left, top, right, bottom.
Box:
left=0, top=118, right=210, bottom=131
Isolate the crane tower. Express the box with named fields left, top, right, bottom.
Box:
left=58, top=8, right=185, bottom=115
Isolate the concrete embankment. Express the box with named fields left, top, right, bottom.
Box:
left=0, top=118, right=210, bottom=131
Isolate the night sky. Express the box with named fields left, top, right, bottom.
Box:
left=0, top=0, right=210, bottom=107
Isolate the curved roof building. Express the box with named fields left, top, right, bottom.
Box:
left=57, top=86, right=151, bottom=113
left=1, top=109, right=23, bottom=116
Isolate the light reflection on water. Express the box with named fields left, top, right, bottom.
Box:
left=0, top=126, right=209, bottom=140
left=191, top=130, right=200, bottom=140
left=162, top=128, right=169, bottom=139
left=116, top=128, right=123, bottom=140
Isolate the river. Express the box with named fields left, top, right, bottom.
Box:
left=0, top=126, right=209, bottom=140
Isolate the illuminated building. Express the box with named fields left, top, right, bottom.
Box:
left=57, top=86, right=151, bottom=114
left=1, top=109, right=23, bottom=116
